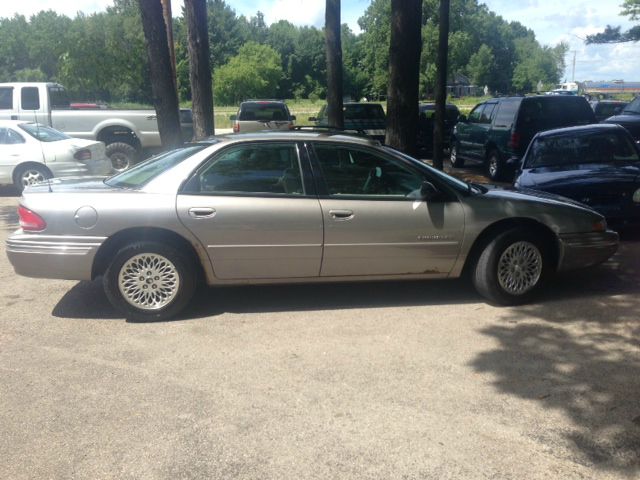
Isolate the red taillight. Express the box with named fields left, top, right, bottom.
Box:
left=509, top=132, right=521, bottom=149
left=233, top=123, right=240, bottom=133
left=74, top=149, right=92, bottom=161
left=18, top=206, right=47, bottom=231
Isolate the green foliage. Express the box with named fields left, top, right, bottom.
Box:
left=587, top=0, right=640, bottom=43
left=467, top=44, right=494, bottom=87
left=214, top=42, right=283, bottom=104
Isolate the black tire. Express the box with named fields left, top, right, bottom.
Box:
left=485, top=149, right=503, bottom=181
left=449, top=139, right=465, bottom=168
left=105, top=142, right=139, bottom=172
left=103, top=241, right=197, bottom=322
left=472, top=228, right=550, bottom=306
left=13, top=164, right=52, bottom=193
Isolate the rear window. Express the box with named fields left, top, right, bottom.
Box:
left=493, top=99, right=521, bottom=128
left=239, top=103, right=289, bottom=121
left=517, top=97, right=595, bottom=130
left=419, top=105, right=459, bottom=122
left=526, top=130, right=640, bottom=168
left=344, top=104, right=385, bottom=120
left=0, top=87, right=13, bottom=109
left=623, top=97, right=640, bottom=115
left=18, top=123, right=70, bottom=142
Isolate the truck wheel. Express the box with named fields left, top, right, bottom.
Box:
left=103, top=241, right=197, bottom=322
left=450, top=139, right=465, bottom=168
left=13, top=164, right=52, bottom=193
left=486, top=149, right=503, bottom=181
left=106, top=142, right=139, bottom=172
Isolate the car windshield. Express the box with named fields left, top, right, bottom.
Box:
left=105, top=144, right=210, bottom=189
left=525, top=131, right=640, bottom=168
left=623, top=97, right=640, bottom=115
left=383, top=147, right=472, bottom=193
left=18, top=123, right=70, bottom=142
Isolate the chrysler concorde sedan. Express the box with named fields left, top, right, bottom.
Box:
left=6, top=131, right=619, bottom=321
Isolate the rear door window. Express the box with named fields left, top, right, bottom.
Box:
left=20, top=87, right=40, bottom=110
left=0, top=87, right=13, bottom=109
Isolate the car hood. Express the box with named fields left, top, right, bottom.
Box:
left=23, top=176, right=119, bottom=194
left=517, top=163, right=640, bottom=189
left=480, top=184, right=595, bottom=211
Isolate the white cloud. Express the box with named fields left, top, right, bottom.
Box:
left=263, top=0, right=325, bottom=27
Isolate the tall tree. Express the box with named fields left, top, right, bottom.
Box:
left=184, top=0, right=214, bottom=138
left=138, top=0, right=182, bottom=148
left=432, top=0, right=449, bottom=170
left=325, top=0, right=344, bottom=128
left=385, top=0, right=422, bottom=154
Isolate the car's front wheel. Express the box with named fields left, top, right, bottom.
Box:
left=103, top=241, right=197, bottom=322
left=473, top=228, right=549, bottom=305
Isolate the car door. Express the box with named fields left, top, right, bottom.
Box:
left=309, top=143, right=465, bottom=277
left=0, top=127, right=42, bottom=182
left=456, top=103, right=484, bottom=160
left=177, top=142, right=323, bottom=280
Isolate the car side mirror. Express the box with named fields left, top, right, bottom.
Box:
left=290, top=115, right=296, bottom=121
left=458, top=114, right=467, bottom=123
left=230, top=115, right=237, bottom=121
left=420, top=181, right=440, bottom=201
left=308, top=116, right=317, bottom=122
left=613, top=107, right=622, bottom=115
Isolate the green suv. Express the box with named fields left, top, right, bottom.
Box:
left=451, top=95, right=596, bottom=180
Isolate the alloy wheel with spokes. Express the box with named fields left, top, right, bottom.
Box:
left=104, top=241, right=196, bottom=322
left=118, top=253, right=180, bottom=310
left=497, top=241, right=542, bottom=296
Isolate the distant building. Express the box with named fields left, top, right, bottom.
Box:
left=447, top=73, right=483, bottom=97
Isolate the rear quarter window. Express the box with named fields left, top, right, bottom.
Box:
left=493, top=99, right=520, bottom=128
left=0, top=87, right=13, bottom=109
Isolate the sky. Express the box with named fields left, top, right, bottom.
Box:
left=2, top=0, right=639, bottom=82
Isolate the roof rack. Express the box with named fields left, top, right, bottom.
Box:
left=292, top=125, right=369, bottom=137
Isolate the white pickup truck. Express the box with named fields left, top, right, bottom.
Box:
left=0, top=82, right=193, bottom=170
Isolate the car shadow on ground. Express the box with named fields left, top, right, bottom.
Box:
left=469, top=243, right=640, bottom=473
left=52, top=276, right=481, bottom=322
left=0, top=185, right=20, bottom=198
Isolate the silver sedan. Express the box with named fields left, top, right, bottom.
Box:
left=6, top=131, right=618, bottom=321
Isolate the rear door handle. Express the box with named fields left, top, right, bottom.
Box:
left=188, top=207, right=216, bottom=218
left=329, top=209, right=354, bottom=220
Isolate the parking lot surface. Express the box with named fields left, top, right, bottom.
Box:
left=1, top=187, right=639, bottom=479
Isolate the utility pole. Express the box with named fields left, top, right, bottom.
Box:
left=571, top=50, right=576, bottom=82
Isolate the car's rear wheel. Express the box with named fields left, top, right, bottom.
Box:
left=13, top=164, right=52, bottom=192
left=103, top=241, right=196, bottom=322
left=473, top=228, right=549, bottom=305
left=449, top=139, right=465, bottom=168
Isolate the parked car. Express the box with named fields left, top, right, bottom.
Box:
left=310, top=102, right=386, bottom=142
left=451, top=95, right=597, bottom=181
left=514, top=124, right=640, bottom=229
left=589, top=99, right=627, bottom=122
left=0, top=120, right=112, bottom=192
left=231, top=100, right=295, bottom=133
left=6, top=130, right=618, bottom=321
left=0, top=82, right=193, bottom=170
left=602, top=95, right=640, bottom=144
left=416, top=103, right=460, bottom=153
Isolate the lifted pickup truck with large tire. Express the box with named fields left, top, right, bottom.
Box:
left=0, top=82, right=193, bottom=171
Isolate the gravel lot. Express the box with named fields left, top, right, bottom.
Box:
left=0, top=186, right=639, bottom=479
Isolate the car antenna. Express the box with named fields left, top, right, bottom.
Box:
left=32, top=110, right=53, bottom=193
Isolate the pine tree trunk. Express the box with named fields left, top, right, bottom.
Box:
left=185, top=0, right=214, bottom=139
left=385, top=0, right=422, bottom=155
left=432, top=0, right=450, bottom=170
left=325, top=0, right=344, bottom=129
left=138, top=0, right=182, bottom=149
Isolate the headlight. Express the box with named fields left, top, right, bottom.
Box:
left=633, top=188, right=640, bottom=204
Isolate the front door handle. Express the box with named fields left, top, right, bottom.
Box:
left=329, top=209, right=354, bottom=221
left=188, top=207, right=216, bottom=218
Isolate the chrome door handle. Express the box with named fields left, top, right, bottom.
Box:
left=146, top=115, right=157, bottom=120
left=329, top=209, right=354, bottom=220
left=188, top=207, right=216, bottom=218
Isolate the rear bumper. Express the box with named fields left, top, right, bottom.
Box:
left=557, top=230, right=619, bottom=272
left=6, top=231, right=105, bottom=281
